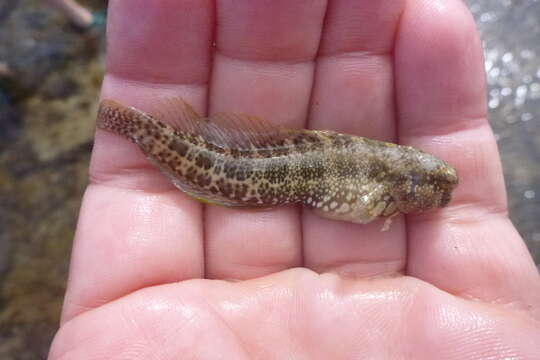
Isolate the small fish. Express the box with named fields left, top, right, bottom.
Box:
left=97, top=98, right=458, bottom=229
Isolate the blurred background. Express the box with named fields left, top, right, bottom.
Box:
left=0, top=0, right=539, bottom=358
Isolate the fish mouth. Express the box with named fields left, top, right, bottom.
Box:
left=439, top=190, right=453, bottom=207
left=445, top=166, right=459, bottom=187
left=438, top=166, right=458, bottom=208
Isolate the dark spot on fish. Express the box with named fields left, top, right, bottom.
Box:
left=206, top=142, right=226, bottom=154
left=367, top=160, right=389, bottom=181
left=264, top=161, right=289, bottom=184
left=293, top=136, right=304, bottom=145
left=167, top=160, right=180, bottom=172
left=185, top=166, right=198, bottom=183
left=275, top=139, right=286, bottom=147
left=213, top=164, right=223, bottom=175
left=235, top=162, right=253, bottom=181
left=260, top=188, right=277, bottom=203
left=170, top=139, right=189, bottom=157
left=224, top=161, right=237, bottom=179
left=217, top=178, right=233, bottom=197
left=277, top=147, right=293, bottom=156
left=256, top=148, right=274, bottom=157
left=234, top=183, right=249, bottom=199
left=195, top=152, right=214, bottom=170
left=228, top=148, right=241, bottom=158
left=196, top=173, right=212, bottom=187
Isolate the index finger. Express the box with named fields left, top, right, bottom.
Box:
left=61, top=0, right=214, bottom=324
left=396, top=0, right=540, bottom=309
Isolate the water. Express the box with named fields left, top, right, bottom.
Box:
left=466, top=0, right=540, bottom=266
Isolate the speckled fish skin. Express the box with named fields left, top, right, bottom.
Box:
left=97, top=99, right=458, bottom=225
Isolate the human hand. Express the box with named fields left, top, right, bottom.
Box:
left=49, top=0, right=540, bottom=358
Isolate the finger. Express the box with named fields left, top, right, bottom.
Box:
left=203, top=0, right=328, bottom=279
left=303, top=0, right=408, bottom=276
left=61, top=0, right=214, bottom=323
left=396, top=0, right=540, bottom=307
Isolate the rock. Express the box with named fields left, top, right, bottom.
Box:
left=0, top=0, right=105, bottom=358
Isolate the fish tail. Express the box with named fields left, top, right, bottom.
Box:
left=96, top=99, right=150, bottom=142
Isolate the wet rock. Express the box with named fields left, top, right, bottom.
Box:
left=22, top=58, right=102, bottom=162
left=0, top=0, right=102, bottom=100
left=0, top=92, right=22, bottom=151
left=0, top=0, right=105, bottom=358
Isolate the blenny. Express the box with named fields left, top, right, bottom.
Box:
left=97, top=98, right=458, bottom=229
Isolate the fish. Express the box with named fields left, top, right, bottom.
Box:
left=96, top=98, right=458, bottom=229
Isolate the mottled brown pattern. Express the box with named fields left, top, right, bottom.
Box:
left=96, top=99, right=459, bottom=225
left=170, top=138, right=188, bottom=157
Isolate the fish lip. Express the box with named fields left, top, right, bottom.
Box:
left=447, top=166, right=459, bottom=186
left=438, top=165, right=458, bottom=208
left=439, top=191, right=453, bottom=207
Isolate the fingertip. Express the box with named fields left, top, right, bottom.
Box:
left=106, top=0, right=214, bottom=84
left=396, top=0, right=487, bottom=134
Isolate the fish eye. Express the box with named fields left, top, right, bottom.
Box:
left=409, top=171, right=422, bottom=188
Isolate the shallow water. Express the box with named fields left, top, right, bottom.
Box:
left=465, top=0, right=540, bottom=268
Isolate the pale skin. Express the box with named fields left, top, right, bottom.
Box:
left=49, top=0, right=540, bottom=359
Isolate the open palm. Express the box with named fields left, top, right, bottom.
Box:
left=49, top=0, right=540, bottom=358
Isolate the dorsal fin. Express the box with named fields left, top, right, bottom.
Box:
left=148, top=97, right=204, bottom=133
left=148, top=97, right=304, bottom=150
left=198, top=112, right=298, bottom=149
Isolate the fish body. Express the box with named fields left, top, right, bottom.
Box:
left=97, top=99, right=458, bottom=225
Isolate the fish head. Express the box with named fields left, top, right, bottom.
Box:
left=389, top=151, right=458, bottom=214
